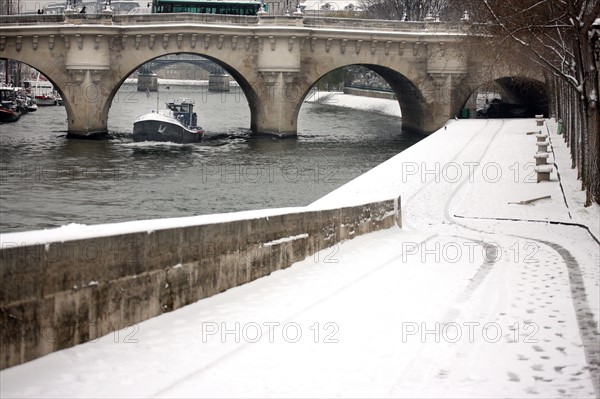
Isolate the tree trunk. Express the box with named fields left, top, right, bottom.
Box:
left=579, top=28, right=600, bottom=204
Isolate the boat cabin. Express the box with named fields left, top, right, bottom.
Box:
left=0, top=87, right=17, bottom=109
left=166, top=99, right=197, bottom=127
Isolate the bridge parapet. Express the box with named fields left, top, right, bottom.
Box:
left=302, top=17, right=469, bottom=33
left=0, top=14, right=65, bottom=25
left=0, top=13, right=470, bottom=33
left=256, top=15, right=304, bottom=26
left=0, top=13, right=260, bottom=26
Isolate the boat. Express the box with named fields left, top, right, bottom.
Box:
left=0, top=107, right=20, bottom=123
left=33, top=93, right=57, bottom=106
left=133, top=98, right=204, bottom=143
left=22, top=75, right=60, bottom=106
left=11, top=90, right=37, bottom=114
left=15, top=94, right=29, bottom=115
left=25, top=96, right=38, bottom=112
left=0, top=87, right=21, bottom=123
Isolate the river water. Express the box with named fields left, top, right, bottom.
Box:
left=0, top=84, right=421, bottom=233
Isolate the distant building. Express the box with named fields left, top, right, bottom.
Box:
left=260, top=0, right=361, bottom=15
left=299, top=0, right=362, bottom=16
left=157, top=64, right=210, bottom=81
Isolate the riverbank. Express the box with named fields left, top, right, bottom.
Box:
left=123, top=78, right=241, bottom=87
left=1, top=118, right=597, bottom=398
left=304, top=89, right=402, bottom=118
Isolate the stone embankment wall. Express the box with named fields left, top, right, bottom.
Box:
left=343, top=87, right=397, bottom=100
left=0, top=197, right=401, bottom=370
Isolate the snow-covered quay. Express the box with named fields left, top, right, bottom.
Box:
left=1, top=118, right=599, bottom=398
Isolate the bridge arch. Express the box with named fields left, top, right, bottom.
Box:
left=457, top=76, right=549, bottom=118
left=103, top=52, right=261, bottom=135
left=0, top=56, right=71, bottom=123
left=293, top=63, right=433, bottom=135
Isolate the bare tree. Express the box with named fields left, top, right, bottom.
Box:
left=467, top=0, right=600, bottom=205
left=0, top=0, right=18, bottom=15
left=358, top=0, right=402, bottom=20
left=358, top=0, right=449, bottom=21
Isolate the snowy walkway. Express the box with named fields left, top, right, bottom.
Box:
left=1, top=119, right=599, bottom=398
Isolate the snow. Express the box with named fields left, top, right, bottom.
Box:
left=0, top=207, right=305, bottom=247
left=123, top=78, right=241, bottom=87
left=304, top=90, right=401, bottom=117
left=1, top=118, right=599, bottom=398
left=310, top=118, right=599, bottom=240
left=263, top=233, right=309, bottom=246
left=545, top=119, right=600, bottom=238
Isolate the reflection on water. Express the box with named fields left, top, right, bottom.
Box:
left=0, top=84, right=422, bottom=233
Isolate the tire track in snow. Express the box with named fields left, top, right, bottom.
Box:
left=400, top=119, right=492, bottom=232
left=393, top=120, right=596, bottom=396
left=388, top=120, right=507, bottom=394
left=527, top=238, right=599, bottom=397
left=402, top=119, right=507, bottom=320
left=456, top=222, right=598, bottom=397
left=438, top=120, right=599, bottom=396
left=439, top=119, right=506, bottom=306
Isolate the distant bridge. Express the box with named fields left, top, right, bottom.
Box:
left=137, top=55, right=230, bottom=91
left=0, top=12, right=546, bottom=137
left=142, top=55, right=226, bottom=75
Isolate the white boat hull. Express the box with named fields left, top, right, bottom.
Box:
left=34, top=96, right=56, bottom=106
left=133, top=112, right=203, bottom=143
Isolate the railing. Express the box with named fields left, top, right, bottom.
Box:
left=0, top=14, right=65, bottom=25
left=303, top=17, right=466, bottom=32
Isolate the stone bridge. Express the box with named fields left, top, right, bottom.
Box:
left=0, top=12, right=546, bottom=137
left=142, top=54, right=227, bottom=75
left=137, top=55, right=230, bottom=92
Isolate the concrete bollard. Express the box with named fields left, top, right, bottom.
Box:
left=535, top=132, right=548, bottom=142
left=536, top=140, right=549, bottom=153
left=535, top=114, right=544, bottom=126
left=534, top=152, right=550, bottom=166
left=535, top=164, right=553, bottom=182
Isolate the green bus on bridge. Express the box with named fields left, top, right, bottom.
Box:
left=152, top=0, right=264, bottom=15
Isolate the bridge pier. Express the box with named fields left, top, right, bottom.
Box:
left=208, top=74, right=230, bottom=92
left=137, top=72, right=158, bottom=92
left=253, top=100, right=299, bottom=138
left=62, top=70, right=112, bottom=138
left=252, top=71, right=301, bottom=138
